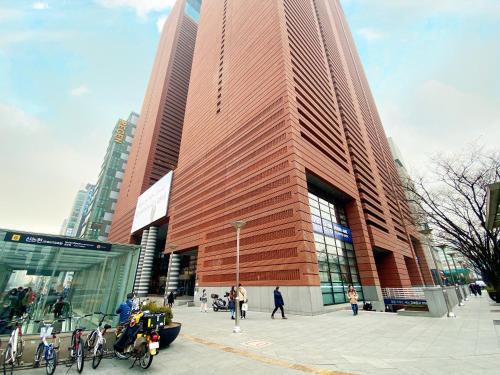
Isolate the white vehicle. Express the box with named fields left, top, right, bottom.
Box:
left=1, top=318, right=25, bottom=375
left=85, top=312, right=115, bottom=369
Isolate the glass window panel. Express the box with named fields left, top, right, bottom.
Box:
left=314, top=233, right=324, bottom=243
left=351, top=274, right=359, bottom=283
left=308, top=198, right=319, bottom=208
left=308, top=192, right=318, bottom=200
left=346, top=250, right=355, bottom=258
left=322, top=293, right=334, bottom=305
left=325, top=236, right=336, bottom=245
left=328, top=262, right=340, bottom=273
left=334, top=293, right=346, bottom=304
left=310, top=207, right=321, bottom=217
left=323, top=226, right=335, bottom=238
left=330, top=272, right=342, bottom=282
left=340, top=264, right=350, bottom=274
left=322, top=218, right=333, bottom=228
left=312, top=223, right=323, bottom=233
left=341, top=273, right=352, bottom=283
left=318, top=197, right=329, bottom=206
left=316, top=252, right=327, bottom=263
left=318, top=261, right=329, bottom=272
left=315, top=242, right=326, bottom=252
left=319, top=272, right=330, bottom=282
left=338, top=256, right=347, bottom=265
left=345, top=242, right=353, bottom=250
left=350, top=266, right=358, bottom=275
left=321, top=283, right=333, bottom=293
left=332, top=283, right=344, bottom=293
left=311, top=215, right=322, bottom=225
left=326, top=245, right=337, bottom=254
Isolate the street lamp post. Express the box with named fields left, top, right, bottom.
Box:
left=231, top=220, right=246, bottom=333
left=164, top=244, right=177, bottom=306
left=419, top=229, right=455, bottom=318
left=448, top=252, right=466, bottom=304
left=439, top=245, right=455, bottom=285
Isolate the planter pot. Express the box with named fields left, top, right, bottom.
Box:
left=159, top=322, right=181, bottom=349
left=487, top=290, right=498, bottom=302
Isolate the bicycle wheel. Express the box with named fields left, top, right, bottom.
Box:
left=34, top=343, right=44, bottom=368
left=138, top=344, right=153, bottom=369
left=85, top=330, right=97, bottom=351
left=45, top=348, right=57, bottom=375
left=2, top=344, right=13, bottom=375
left=92, top=344, right=103, bottom=369
left=76, top=337, right=84, bottom=373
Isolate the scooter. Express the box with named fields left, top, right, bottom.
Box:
left=211, top=293, right=229, bottom=312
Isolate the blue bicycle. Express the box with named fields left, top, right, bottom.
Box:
left=33, top=319, right=64, bottom=375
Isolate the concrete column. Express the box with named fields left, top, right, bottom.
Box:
left=136, top=227, right=157, bottom=296
left=166, top=253, right=181, bottom=293
left=134, top=229, right=149, bottom=292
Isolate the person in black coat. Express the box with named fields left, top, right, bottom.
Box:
left=271, top=286, right=287, bottom=319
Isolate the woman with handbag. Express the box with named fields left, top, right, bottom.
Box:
left=200, top=289, right=208, bottom=312
left=238, top=284, right=248, bottom=319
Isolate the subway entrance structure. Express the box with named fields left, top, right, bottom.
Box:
left=109, top=0, right=433, bottom=314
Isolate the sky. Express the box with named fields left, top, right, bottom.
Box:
left=0, top=0, right=499, bottom=235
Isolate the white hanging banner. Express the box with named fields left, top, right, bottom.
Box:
left=131, top=171, right=173, bottom=233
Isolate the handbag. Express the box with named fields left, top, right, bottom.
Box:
left=242, top=303, right=248, bottom=311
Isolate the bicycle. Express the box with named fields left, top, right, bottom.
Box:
left=33, top=319, right=64, bottom=375
left=1, top=317, right=25, bottom=375
left=67, top=314, right=92, bottom=373
left=85, top=312, right=116, bottom=369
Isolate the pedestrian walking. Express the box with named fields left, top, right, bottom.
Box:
left=271, top=286, right=287, bottom=319
left=475, top=283, right=482, bottom=296
left=167, top=291, right=175, bottom=308
left=347, top=285, right=358, bottom=315
left=469, top=283, right=477, bottom=296
left=229, top=286, right=236, bottom=320
left=238, top=284, right=248, bottom=319
left=200, top=289, right=208, bottom=312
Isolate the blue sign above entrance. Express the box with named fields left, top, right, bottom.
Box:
left=312, top=220, right=353, bottom=243
left=4, top=231, right=112, bottom=251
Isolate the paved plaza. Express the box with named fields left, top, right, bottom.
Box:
left=22, top=295, right=500, bottom=375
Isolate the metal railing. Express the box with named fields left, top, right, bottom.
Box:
left=382, top=287, right=425, bottom=300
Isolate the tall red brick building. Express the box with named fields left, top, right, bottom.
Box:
left=111, top=0, right=432, bottom=313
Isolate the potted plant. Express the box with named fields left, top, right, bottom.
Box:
left=486, top=286, right=498, bottom=302
left=142, top=301, right=182, bottom=349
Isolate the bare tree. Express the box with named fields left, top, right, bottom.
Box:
left=403, top=146, right=500, bottom=301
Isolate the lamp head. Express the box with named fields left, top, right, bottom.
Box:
left=231, top=220, right=246, bottom=229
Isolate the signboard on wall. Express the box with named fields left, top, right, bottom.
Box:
left=4, top=231, right=111, bottom=251
left=131, top=171, right=173, bottom=233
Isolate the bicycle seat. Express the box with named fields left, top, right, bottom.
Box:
left=104, top=324, right=112, bottom=330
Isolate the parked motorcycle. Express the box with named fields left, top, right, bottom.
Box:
left=113, top=310, right=161, bottom=369
left=211, top=293, right=230, bottom=312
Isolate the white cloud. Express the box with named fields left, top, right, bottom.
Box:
left=0, top=102, right=43, bottom=132
left=380, top=80, right=500, bottom=176
left=69, top=85, right=90, bottom=97
left=156, top=14, right=167, bottom=33
left=32, top=2, right=49, bottom=10
left=0, top=104, right=101, bottom=235
left=357, top=28, right=384, bottom=41
left=97, top=0, right=176, bottom=17
left=0, top=31, right=65, bottom=48
left=0, top=8, right=23, bottom=21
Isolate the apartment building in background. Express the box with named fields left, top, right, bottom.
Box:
left=80, top=112, right=138, bottom=241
